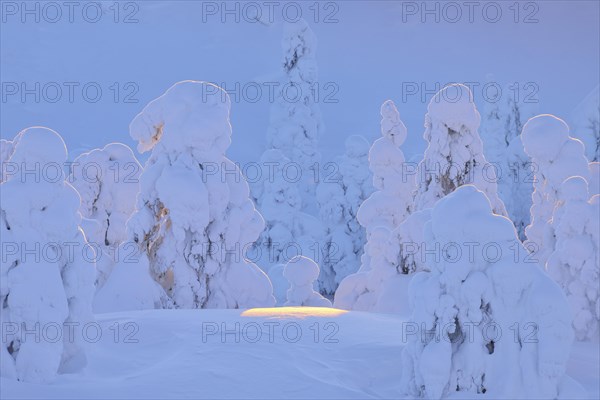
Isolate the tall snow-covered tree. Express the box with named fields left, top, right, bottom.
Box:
left=69, top=143, right=141, bottom=289
left=521, top=114, right=591, bottom=266
left=334, top=100, right=414, bottom=311
left=413, top=84, right=507, bottom=215
left=571, top=85, right=599, bottom=162
left=480, top=89, right=536, bottom=240
left=316, top=135, right=372, bottom=295
left=122, top=81, right=275, bottom=309
left=266, top=19, right=323, bottom=212
left=400, top=185, right=573, bottom=399
left=357, top=100, right=414, bottom=265
left=547, top=176, right=599, bottom=340
left=0, top=127, right=95, bottom=382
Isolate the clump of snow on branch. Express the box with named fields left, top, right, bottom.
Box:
left=0, top=127, right=95, bottom=382
left=316, top=134, right=372, bottom=295
left=547, top=176, right=599, bottom=340
left=522, top=114, right=591, bottom=266
left=284, top=256, right=331, bottom=307
left=413, top=84, right=507, bottom=216
left=69, top=143, right=141, bottom=290
left=400, top=185, right=574, bottom=399
left=104, top=80, right=275, bottom=310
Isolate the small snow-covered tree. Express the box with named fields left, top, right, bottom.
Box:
left=547, top=176, right=599, bottom=340
left=0, top=127, right=95, bottom=382
left=480, top=91, right=536, bottom=239
left=521, top=114, right=591, bottom=266
left=266, top=19, right=323, bottom=211
left=284, top=256, right=331, bottom=307
left=571, top=85, right=599, bottom=162
left=316, top=135, right=372, bottom=295
left=413, top=84, right=507, bottom=216
left=122, top=81, right=274, bottom=309
left=69, top=143, right=141, bottom=289
left=400, top=185, right=573, bottom=399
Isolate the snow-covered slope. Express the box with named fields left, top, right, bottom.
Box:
left=1, top=308, right=597, bottom=399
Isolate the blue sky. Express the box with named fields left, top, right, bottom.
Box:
left=1, top=0, right=598, bottom=162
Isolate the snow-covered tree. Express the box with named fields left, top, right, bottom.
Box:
left=252, top=149, right=324, bottom=294
left=571, top=85, right=599, bottom=162
left=335, top=87, right=509, bottom=313
left=0, top=127, right=95, bottom=382
left=120, top=80, right=274, bottom=309
left=521, top=114, right=591, bottom=266
left=333, top=100, right=415, bottom=311
left=69, top=143, right=141, bottom=289
left=284, top=256, right=331, bottom=307
left=266, top=19, right=323, bottom=212
left=413, top=84, right=507, bottom=216
left=357, top=100, right=414, bottom=267
left=547, top=176, right=599, bottom=340
left=316, top=135, right=372, bottom=295
left=400, top=185, right=573, bottom=399
left=480, top=90, right=536, bottom=240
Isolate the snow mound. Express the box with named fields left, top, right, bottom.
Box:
left=284, top=256, right=332, bottom=307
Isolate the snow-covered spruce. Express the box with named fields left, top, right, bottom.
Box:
left=316, top=135, right=372, bottom=295
left=284, top=256, right=331, bottom=307
left=0, top=127, right=95, bottom=383
left=356, top=100, right=414, bottom=268
left=547, top=176, right=599, bottom=340
left=521, top=114, right=591, bottom=266
left=252, top=149, right=325, bottom=288
left=333, top=100, right=414, bottom=311
left=413, top=84, right=507, bottom=216
left=400, top=185, right=574, bottom=399
left=570, top=85, right=599, bottom=162
left=69, top=143, right=141, bottom=290
left=266, top=19, right=323, bottom=212
left=108, top=81, right=275, bottom=309
left=480, top=90, right=536, bottom=240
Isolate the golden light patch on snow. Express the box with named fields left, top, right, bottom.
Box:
left=241, top=307, right=348, bottom=319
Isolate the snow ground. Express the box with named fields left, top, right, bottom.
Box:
left=2, top=308, right=598, bottom=399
